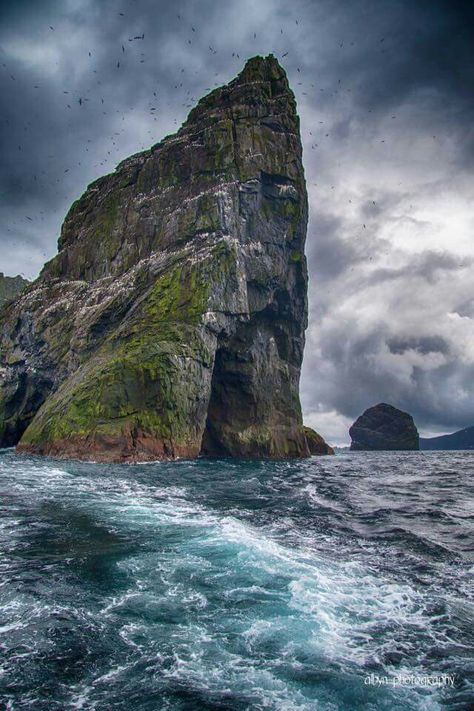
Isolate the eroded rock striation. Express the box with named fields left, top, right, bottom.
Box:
left=349, top=403, right=419, bottom=451
left=0, top=55, right=312, bottom=462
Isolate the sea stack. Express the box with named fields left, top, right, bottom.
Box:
left=0, top=55, right=312, bottom=462
left=349, top=403, right=419, bottom=451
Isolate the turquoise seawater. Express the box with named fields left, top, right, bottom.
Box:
left=0, top=449, right=472, bottom=710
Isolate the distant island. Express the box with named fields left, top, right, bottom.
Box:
left=349, top=403, right=419, bottom=451
left=348, top=403, right=473, bottom=452
left=420, top=427, right=474, bottom=450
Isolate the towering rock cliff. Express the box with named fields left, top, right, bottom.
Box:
left=0, top=55, right=313, bottom=462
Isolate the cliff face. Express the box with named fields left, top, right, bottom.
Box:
left=0, top=55, right=311, bottom=462
left=349, top=403, right=419, bottom=451
left=0, top=273, right=29, bottom=307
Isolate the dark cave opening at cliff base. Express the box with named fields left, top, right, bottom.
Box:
left=200, top=345, right=254, bottom=458
left=199, top=314, right=302, bottom=459
left=1, top=371, right=52, bottom=449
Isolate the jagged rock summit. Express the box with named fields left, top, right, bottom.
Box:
left=0, top=55, right=321, bottom=462
left=350, top=403, right=419, bottom=451
left=0, top=273, right=29, bottom=307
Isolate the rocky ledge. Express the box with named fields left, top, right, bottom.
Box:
left=303, top=426, right=335, bottom=455
left=0, top=55, right=334, bottom=462
left=349, top=403, right=419, bottom=451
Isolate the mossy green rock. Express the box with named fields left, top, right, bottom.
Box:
left=0, top=55, right=312, bottom=461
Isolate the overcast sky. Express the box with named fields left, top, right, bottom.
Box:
left=1, top=0, right=473, bottom=443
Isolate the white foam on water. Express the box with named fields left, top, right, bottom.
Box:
left=0, top=621, right=28, bottom=634
left=69, top=685, right=96, bottom=710
left=91, top=663, right=130, bottom=685
left=74, top=502, right=444, bottom=709
left=0, top=452, right=466, bottom=710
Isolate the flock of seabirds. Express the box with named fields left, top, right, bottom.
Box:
left=0, top=8, right=402, bottom=279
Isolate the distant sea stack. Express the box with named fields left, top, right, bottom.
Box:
left=350, top=403, right=419, bottom=451
left=0, top=273, right=29, bottom=307
left=420, top=426, right=474, bottom=450
left=303, top=426, right=334, bottom=455
left=0, top=55, right=314, bottom=462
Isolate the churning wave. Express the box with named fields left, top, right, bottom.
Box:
left=0, top=449, right=472, bottom=710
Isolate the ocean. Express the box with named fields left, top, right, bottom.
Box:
left=0, top=449, right=472, bottom=710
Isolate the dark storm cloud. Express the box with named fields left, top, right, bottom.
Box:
left=387, top=336, right=450, bottom=357
left=367, top=252, right=474, bottom=287
left=307, top=321, right=474, bottom=437
left=345, top=2, right=474, bottom=106
left=0, top=0, right=473, bottom=441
